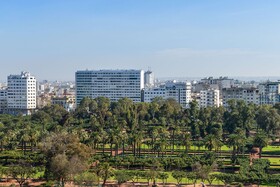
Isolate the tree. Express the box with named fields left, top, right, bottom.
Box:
left=238, top=158, right=270, bottom=186
left=204, top=134, right=221, bottom=151
left=8, top=160, right=37, bottom=187
left=95, top=162, right=114, bottom=187
left=188, top=101, right=201, bottom=140
left=224, top=100, right=255, bottom=137
left=214, top=173, right=235, bottom=187
left=39, top=131, right=92, bottom=182
left=50, top=154, right=87, bottom=186
left=172, top=171, right=185, bottom=186
left=114, top=171, right=132, bottom=187
left=227, top=133, right=246, bottom=165
left=74, top=172, right=98, bottom=187
left=256, top=105, right=280, bottom=136
left=158, top=172, right=169, bottom=186
left=253, top=132, right=268, bottom=158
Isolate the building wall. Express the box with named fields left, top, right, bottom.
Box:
left=258, top=82, right=280, bottom=105
left=7, top=72, right=37, bottom=115
left=222, top=87, right=259, bottom=107
left=144, top=87, right=166, bottom=102
left=143, top=81, right=191, bottom=108
left=76, top=69, right=144, bottom=105
left=0, top=89, right=7, bottom=114
left=199, top=89, right=220, bottom=108
left=144, top=71, right=155, bottom=88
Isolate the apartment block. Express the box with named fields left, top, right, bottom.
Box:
left=7, top=72, right=37, bottom=115
left=0, top=88, right=7, bottom=114
left=258, top=81, right=280, bottom=105
left=199, top=89, right=220, bottom=108
left=222, top=87, right=259, bottom=107
left=76, top=69, right=144, bottom=105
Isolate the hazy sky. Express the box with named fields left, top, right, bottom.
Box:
left=1, top=0, right=280, bottom=81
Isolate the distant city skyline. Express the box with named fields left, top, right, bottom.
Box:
left=1, top=1, right=280, bottom=81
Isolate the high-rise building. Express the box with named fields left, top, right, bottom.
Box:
left=143, top=87, right=166, bottom=103
left=222, top=87, right=259, bottom=107
left=7, top=72, right=37, bottom=115
left=143, top=81, right=192, bottom=108
left=144, top=70, right=155, bottom=88
left=75, top=69, right=144, bottom=105
left=258, top=81, right=280, bottom=105
left=0, top=88, right=7, bottom=114
left=165, top=81, right=192, bottom=108
left=199, top=89, right=220, bottom=108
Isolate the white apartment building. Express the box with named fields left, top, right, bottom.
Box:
left=201, top=77, right=235, bottom=90
left=0, top=88, right=7, bottom=114
left=199, top=89, right=220, bottom=108
left=76, top=69, right=144, bottom=105
left=165, top=81, right=191, bottom=108
left=143, top=87, right=166, bottom=102
left=258, top=82, right=280, bottom=105
left=222, top=87, right=259, bottom=107
left=143, top=81, right=191, bottom=108
left=7, top=72, right=37, bottom=115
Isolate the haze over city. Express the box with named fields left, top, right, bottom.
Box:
left=1, top=1, right=280, bottom=81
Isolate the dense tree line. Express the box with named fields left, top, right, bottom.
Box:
left=0, top=96, right=280, bottom=186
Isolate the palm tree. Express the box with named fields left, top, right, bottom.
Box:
left=179, top=131, right=192, bottom=153
left=253, top=132, right=268, bottom=158
left=204, top=134, right=221, bottom=152
left=227, top=133, right=246, bottom=162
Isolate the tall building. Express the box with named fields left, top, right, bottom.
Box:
left=165, top=81, right=192, bottom=108
left=143, top=81, right=192, bottom=108
left=76, top=69, right=144, bottom=105
left=222, top=87, right=259, bottom=107
left=258, top=81, right=280, bottom=105
left=144, top=70, right=155, bottom=88
left=7, top=72, right=37, bottom=115
left=199, top=89, right=220, bottom=108
left=143, top=87, right=166, bottom=103
left=0, top=88, right=7, bottom=114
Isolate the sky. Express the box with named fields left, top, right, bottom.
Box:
left=1, top=0, right=280, bottom=81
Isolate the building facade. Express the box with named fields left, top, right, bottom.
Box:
left=258, top=82, right=280, bottom=105
left=143, top=87, right=166, bottom=103
left=51, top=95, right=76, bottom=111
left=165, top=81, right=191, bottom=108
left=222, top=87, right=259, bottom=107
left=144, top=70, right=155, bottom=88
left=199, top=89, right=220, bottom=108
left=76, top=69, right=144, bottom=105
left=0, top=88, right=7, bottom=114
left=7, top=72, right=37, bottom=115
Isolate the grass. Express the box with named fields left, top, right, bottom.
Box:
left=266, top=157, right=280, bottom=165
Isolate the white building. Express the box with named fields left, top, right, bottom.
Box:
left=0, top=88, right=7, bottom=114
left=201, top=77, right=235, bottom=90
left=143, top=81, right=191, bottom=108
left=165, top=81, right=191, bottom=108
left=199, top=89, right=220, bottom=108
left=143, top=87, right=166, bottom=102
left=222, top=87, right=259, bottom=107
left=144, top=70, right=155, bottom=88
left=51, top=95, right=76, bottom=112
left=7, top=72, right=37, bottom=115
left=76, top=69, right=144, bottom=105
left=258, top=82, right=280, bottom=105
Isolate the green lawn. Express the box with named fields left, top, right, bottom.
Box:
left=263, top=145, right=280, bottom=152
